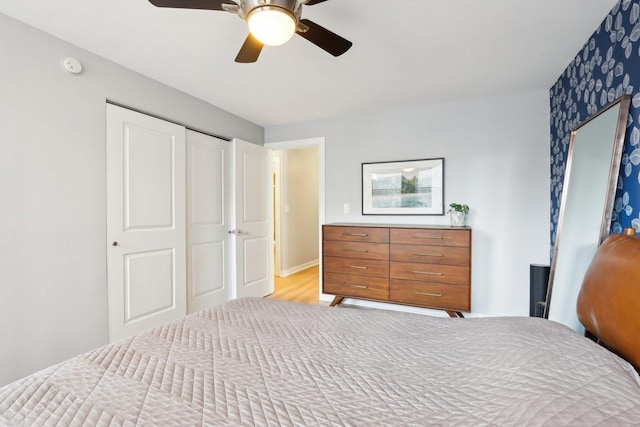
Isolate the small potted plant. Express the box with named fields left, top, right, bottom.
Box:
left=448, top=203, right=469, bottom=226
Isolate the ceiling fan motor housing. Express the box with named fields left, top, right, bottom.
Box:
left=239, top=0, right=300, bottom=22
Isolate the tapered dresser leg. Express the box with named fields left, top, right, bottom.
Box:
left=446, top=310, right=465, bottom=318
left=330, top=296, right=345, bottom=307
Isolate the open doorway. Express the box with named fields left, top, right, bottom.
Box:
left=265, top=138, right=325, bottom=304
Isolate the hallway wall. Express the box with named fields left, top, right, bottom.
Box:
left=276, top=147, right=320, bottom=276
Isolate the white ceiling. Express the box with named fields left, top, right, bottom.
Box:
left=0, top=0, right=618, bottom=127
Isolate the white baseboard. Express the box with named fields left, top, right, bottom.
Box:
left=278, top=260, right=318, bottom=278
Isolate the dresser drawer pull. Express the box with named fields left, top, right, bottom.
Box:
left=414, top=291, right=443, bottom=298
left=346, top=284, right=368, bottom=289
left=413, top=253, right=444, bottom=257
left=343, top=233, right=369, bottom=237
left=348, top=265, right=368, bottom=270
left=412, top=271, right=444, bottom=276
left=413, top=235, right=444, bottom=240
left=343, top=249, right=369, bottom=253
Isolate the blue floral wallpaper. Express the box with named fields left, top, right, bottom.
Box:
left=550, top=0, right=640, bottom=251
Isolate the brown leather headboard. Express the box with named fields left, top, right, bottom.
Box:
left=577, top=232, right=640, bottom=370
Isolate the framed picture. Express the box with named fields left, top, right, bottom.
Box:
left=362, top=158, right=444, bottom=215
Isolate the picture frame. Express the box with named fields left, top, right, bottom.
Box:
left=362, top=158, right=444, bottom=215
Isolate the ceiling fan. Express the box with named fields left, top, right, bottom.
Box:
left=148, top=0, right=353, bottom=63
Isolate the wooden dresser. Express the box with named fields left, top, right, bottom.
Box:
left=322, top=223, right=471, bottom=317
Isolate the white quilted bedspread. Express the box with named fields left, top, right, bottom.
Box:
left=1, top=298, right=640, bottom=426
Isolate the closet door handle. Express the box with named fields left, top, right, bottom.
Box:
left=112, top=242, right=118, bottom=246
left=228, top=229, right=247, bottom=235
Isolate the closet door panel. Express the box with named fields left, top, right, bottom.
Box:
left=106, top=104, right=187, bottom=342
left=186, top=130, right=233, bottom=313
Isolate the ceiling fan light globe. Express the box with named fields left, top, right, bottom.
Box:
left=247, top=7, right=296, bottom=46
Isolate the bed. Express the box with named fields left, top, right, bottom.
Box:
left=1, top=234, right=640, bottom=426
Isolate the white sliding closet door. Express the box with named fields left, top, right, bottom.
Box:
left=106, top=106, right=272, bottom=342
left=233, top=139, right=274, bottom=299
left=106, top=104, right=186, bottom=342
left=186, top=130, right=233, bottom=313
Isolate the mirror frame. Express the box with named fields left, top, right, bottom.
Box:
left=544, top=95, right=631, bottom=326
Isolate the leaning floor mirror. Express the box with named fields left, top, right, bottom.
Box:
left=545, top=95, right=630, bottom=332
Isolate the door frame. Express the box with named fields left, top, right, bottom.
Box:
left=264, top=137, right=325, bottom=299
left=272, top=154, right=282, bottom=277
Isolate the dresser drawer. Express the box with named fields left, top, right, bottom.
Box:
left=390, top=280, right=469, bottom=311
left=324, top=256, right=389, bottom=277
left=323, top=241, right=389, bottom=260
left=390, top=244, right=470, bottom=266
left=390, top=262, right=469, bottom=285
left=323, top=226, right=390, bottom=243
left=324, top=273, right=389, bottom=300
left=390, top=228, right=470, bottom=247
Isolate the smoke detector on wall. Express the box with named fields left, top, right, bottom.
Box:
left=62, top=57, right=83, bottom=74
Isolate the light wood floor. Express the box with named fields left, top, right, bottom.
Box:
left=267, top=265, right=323, bottom=305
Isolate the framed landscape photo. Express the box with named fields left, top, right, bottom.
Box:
left=362, top=158, right=444, bottom=215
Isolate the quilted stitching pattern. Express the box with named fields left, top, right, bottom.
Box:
left=1, top=298, right=640, bottom=426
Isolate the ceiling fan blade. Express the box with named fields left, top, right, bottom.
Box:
left=148, top=0, right=234, bottom=10
left=304, top=0, right=330, bottom=5
left=297, top=19, right=352, bottom=57
left=235, top=33, right=264, bottom=63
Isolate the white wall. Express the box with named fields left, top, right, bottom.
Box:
left=278, top=147, right=319, bottom=275
left=266, top=91, right=551, bottom=316
left=0, top=13, right=263, bottom=387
